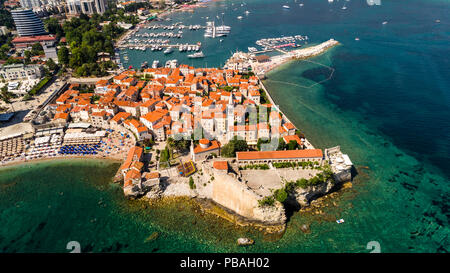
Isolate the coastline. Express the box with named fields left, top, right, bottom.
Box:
left=258, top=78, right=315, bottom=149
left=255, top=41, right=340, bottom=149
left=253, top=39, right=340, bottom=76
left=144, top=195, right=286, bottom=234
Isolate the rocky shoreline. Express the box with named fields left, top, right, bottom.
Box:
left=120, top=166, right=351, bottom=234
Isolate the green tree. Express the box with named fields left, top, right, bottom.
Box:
left=31, top=43, right=44, bottom=56
left=274, top=188, right=288, bottom=203
left=24, top=50, right=32, bottom=63
left=167, top=137, right=175, bottom=159
left=256, top=138, right=270, bottom=151
left=45, top=17, right=64, bottom=38
left=277, top=138, right=287, bottom=151
left=58, top=46, right=69, bottom=65
left=46, top=58, right=58, bottom=71
left=174, top=139, right=190, bottom=152
left=0, top=9, right=14, bottom=29
left=287, top=140, right=299, bottom=150
left=189, top=176, right=195, bottom=189
left=0, top=85, right=13, bottom=103
left=221, top=137, right=248, bottom=157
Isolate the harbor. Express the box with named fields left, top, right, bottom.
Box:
left=224, top=39, right=339, bottom=76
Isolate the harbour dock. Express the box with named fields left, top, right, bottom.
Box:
left=117, top=43, right=201, bottom=50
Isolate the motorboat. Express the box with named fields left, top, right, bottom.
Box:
left=187, top=51, right=205, bottom=58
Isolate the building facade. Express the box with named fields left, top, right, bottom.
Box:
left=11, top=8, right=46, bottom=36
left=19, top=0, right=42, bottom=9
left=236, top=149, right=324, bottom=166
left=0, top=64, right=44, bottom=80
left=67, top=0, right=107, bottom=15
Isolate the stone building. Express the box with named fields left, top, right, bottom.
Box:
left=190, top=138, right=220, bottom=161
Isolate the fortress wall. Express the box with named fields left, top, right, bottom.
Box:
left=211, top=173, right=261, bottom=220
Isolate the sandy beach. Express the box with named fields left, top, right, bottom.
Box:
left=0, top=129, right=134, bottom=168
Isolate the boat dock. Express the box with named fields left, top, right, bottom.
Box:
left=251, top=49, right=274, bottom=54
left=117, top=43, right=201, bottom=49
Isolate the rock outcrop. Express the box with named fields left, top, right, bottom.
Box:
left=253, top=202, right=286, bottom=225
left=289, top=180, right=335, bottom=207
left=237, top=237, right=254, bottom=246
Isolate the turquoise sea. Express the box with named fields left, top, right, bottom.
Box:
left=1, top=0, right=449, bottom=252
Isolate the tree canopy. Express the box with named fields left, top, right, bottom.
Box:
left=221, top=137, right=249, bottom=157
left=0, top=9, right=14, bottom=29
left=62, top=16, right=122, bottom=77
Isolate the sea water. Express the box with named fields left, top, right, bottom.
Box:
left=1, top=0, right=449, bottom=252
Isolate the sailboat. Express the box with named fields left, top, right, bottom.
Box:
left=342, top=3, right=347, bottom=10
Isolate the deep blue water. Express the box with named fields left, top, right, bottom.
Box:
left=0, top=0, right=448, bottom=252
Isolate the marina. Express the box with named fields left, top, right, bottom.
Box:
left=117, top=21, right=206, bottom=53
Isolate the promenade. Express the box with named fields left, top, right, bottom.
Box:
left=252, top=39, right=339, bottom=75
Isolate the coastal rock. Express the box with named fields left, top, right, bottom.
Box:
left=237, top=237, right=254, bottom=246
left=144, top=232, right=159, bottom=243
left=289, top=180, right=335, bottom=207
left=163, top=181, right=198, bottom=197
left=123, top=185, right=141, bottom=199
left=299, top=224, right=311, bottom=233
left=253, top=202, right=286, bottom=225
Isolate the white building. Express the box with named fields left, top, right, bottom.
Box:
left=20, top=0, right=42, bottom=9
left=0, top=26, right=10, bottom=36
left=0, top=64, right=44, bottom=81
left=67, top=0, right=107, bottom=15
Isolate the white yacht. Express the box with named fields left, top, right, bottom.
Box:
left=283, top=5, right=290, bottom=9
left=163, top=47, right=173, bottom=54
left=169, top=59, right=178, bottom=68
left=152, top=60, right=159, bottom=68
left=187, top=51, right=205, bottom=58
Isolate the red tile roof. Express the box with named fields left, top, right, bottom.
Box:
left=193, top=140, right=220, bottom=154
left=283, top=135, right=303, bottom=146
left=12, top=35, right=56, bottom=43
left=213, top=161, right=228, bottom=170
left=237, top=149, right=323, bottom=160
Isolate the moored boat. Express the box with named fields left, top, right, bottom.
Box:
left=187, top=51, right=205, bottom=58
